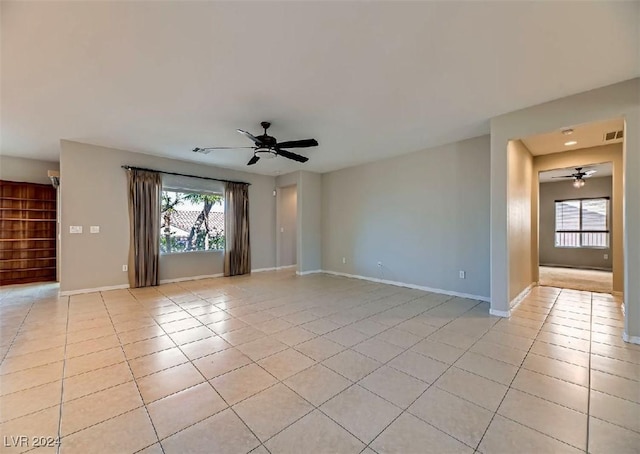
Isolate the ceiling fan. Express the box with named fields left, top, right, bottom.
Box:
left=552, top=167, right=596, bottom=188
left=193, top=122, right=318, bottom=166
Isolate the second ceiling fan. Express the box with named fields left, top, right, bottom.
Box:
left=193, top=122, right=318, bottom=166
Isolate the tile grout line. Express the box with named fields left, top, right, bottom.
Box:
left=350, top=300, right=499, bottom=453
left=124, top=287, right=269, bottom=453
left=96, top=290, right=167, bottom=454
left=7, top=279, right=632, bottom=453
left=472, top=289, right=565, bottom=453
left=586, top=290, right=594, bottom=452
left=55, top=294, right=70, bottom=454
left=126, top=281, right=458, bottom=449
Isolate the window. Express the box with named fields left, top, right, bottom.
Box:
left=160, top=189, right=224, bottom=254
left=555, top=198, right=609, bottom=248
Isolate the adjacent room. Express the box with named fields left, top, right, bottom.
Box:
left=1, top=2, right=639, bottom=454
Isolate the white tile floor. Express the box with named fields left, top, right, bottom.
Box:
left=1, top=271, right=639, bottom=453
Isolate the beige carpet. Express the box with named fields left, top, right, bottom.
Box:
left=538, top=266, right=613, bottom=293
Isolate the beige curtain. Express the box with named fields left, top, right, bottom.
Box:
left=127, top=169, right=162, bottom=287
left=224, top=182, right=251, bottom=276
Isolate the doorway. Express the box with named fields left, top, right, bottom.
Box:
left=277, top=185, right=297, bottom=268
left=521, top=117, right=624, bottom=295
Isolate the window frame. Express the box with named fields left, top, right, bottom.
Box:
left=554, top=196, right=610, bottom=249
left=160, top=187, right=225, bottom=255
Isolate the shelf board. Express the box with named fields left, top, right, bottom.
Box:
left=1, top=218, right=56, bottom=222
left=0, top=238, right=54, bottom=242
left=1, top=257, right=55, bottom=263
left=0, top=197, right=56, bottom=202
left=0, top=266, right=56, bottom=272
left=0, top=208, right=56, bottom=212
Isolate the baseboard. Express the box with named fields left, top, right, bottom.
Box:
left=489, top=308, right=511, bottom=317
left=59, top=283, right=130, bottom=296
left=509, top=282, right=536, bottom=312
left=321, top=270, right=490, bottom=303
left=251, top=267, right=277, bottom=273
left=539, top=263, right=613, bottom=272
left=296, top=270, right=323, bottom=276
left=160, top=273, right=223, bottom=284
left=276, top=265, right=297, bottom=270
left=622, top=332, right=640, bottom=345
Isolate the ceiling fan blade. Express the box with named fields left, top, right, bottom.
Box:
left=194, top=146, right=254, bottom=152
left=551, top=175, right=575, bottom=178
left=237, top=129, right=264, bottom=145
left=247, top=155, right=260, bottom=166
left=276, top=139, right=318, bottom=148
left=276, top=148, right=309, bottom=163
left=584, top=170, right=597, bottom=175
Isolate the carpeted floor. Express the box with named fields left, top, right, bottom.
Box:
left=538, top=266, right=613, bottom=293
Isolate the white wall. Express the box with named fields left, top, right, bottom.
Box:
left=490, top=77, right=639, bottom=341
left=0, top=156, right=59, bottom=185
left=322, top=135, right=491, bottom=299
left=59, top=140, right=277, bottom=292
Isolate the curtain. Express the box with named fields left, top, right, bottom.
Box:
left=127, top=169, right=162, bottom=287
left=224, top=182, right=251, bottom=276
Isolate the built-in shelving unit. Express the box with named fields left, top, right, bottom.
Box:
left=0, top=180, right=57, bottom=285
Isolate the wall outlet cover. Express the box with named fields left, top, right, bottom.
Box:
left=69, top=226, right=82, bottom=234
left=90, top=226, right=100, bottom=234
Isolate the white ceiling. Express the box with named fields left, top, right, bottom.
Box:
left=539, top=162, right=613, bottom=183
left=2, top=1, right=639, bottom=176
left=522, top=117, right=625, bottom=156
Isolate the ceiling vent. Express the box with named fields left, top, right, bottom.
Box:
left=603, top=130, right=624, bottom=142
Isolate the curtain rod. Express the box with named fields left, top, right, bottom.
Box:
left=121, top=165, right=251, bottom=186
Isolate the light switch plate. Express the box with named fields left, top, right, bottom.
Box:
left=70, top=226, right=82, bottom=234
left=90, top=226, right=100, bottom=234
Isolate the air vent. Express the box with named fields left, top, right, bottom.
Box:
left=603, top=130, right=624, bottom=142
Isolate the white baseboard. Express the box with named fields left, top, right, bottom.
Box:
left=276, top=265, right=297, bottom=270
left=59, top=283, right=130, bottom=296
left=296, top=270, right=323, bottom=276
left=489, top=308, right=511, bottom=317
left=321, top=270, right=490, bottom=303
left=509, top=282, right=536, bottom=312
left=251, top=267, right=277, bottom=273
left=160, top=273, right=223, bottom=284
left=622, top=332, right=640, bottom=345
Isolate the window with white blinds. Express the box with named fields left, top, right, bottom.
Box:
left=555, top=198, right=609, bottom=248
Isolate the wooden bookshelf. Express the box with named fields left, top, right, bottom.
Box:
left=0, top=180, right=57, bottom=285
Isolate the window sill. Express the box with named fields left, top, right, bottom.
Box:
left=161, top=249, right=224, bottom=256
left=554, top=246, right=609, bottom=250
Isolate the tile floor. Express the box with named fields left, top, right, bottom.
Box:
left=1, top=271, right=639, bottom=453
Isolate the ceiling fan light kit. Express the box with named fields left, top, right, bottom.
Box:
left=550, top=167, right=596, bottom=189
left=193, top=121, right=318, bottom=166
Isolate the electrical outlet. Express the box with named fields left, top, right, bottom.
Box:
left=377, top=261, right=382, bottom=267
left=122, top=265, right=128, bottom=272
left=459, top=270, right=466, bottom=279
left=342, top=257, right=346, bottom=264
left=604, top=254, right=608, bottom=260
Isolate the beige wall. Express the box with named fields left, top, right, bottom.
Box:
left=534, top=144, right=623, bottom=291
left=507, top=140, right=533, bottom=301
left=490, top=77, right=639, bottom=341
left=322, top=135, right=491, bottom=299
left=539, top=177, right=613, bottom=270
left=59, top=140, right=277, bottom=292
left=0, top=155, right=59, bottom=185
